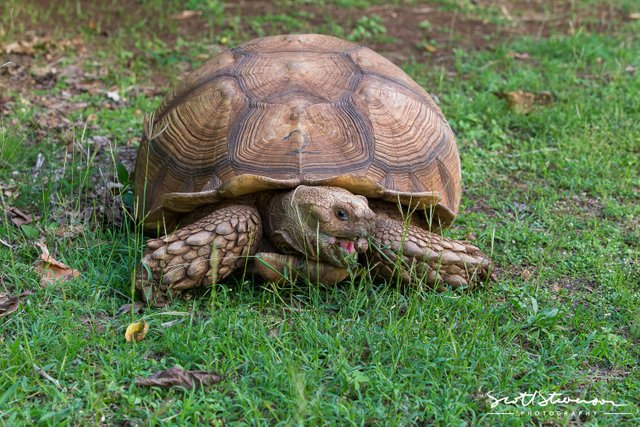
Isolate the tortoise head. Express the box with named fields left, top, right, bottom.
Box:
left=273, top=185, right=375, bottom=267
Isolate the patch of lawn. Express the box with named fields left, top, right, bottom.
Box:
left=1, top=1, right=638, bottom=425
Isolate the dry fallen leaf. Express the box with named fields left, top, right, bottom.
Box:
left=2, top=35, right=83, bottom=56
left=0, top=291, right=32, bottom=318
left=0, top=294, right=20, bottom=317
left=3, top=40, right=36, bottom=55
left=53, top=224, right=86, bottom=239
left=494, top=90, right=553, bottom=114
left=135, top=366, right=223, bottom=389
left=1, top=182, right=18, bottom=199
left=422, top=43, right=438, bottom=53
left=34, top=241, right=81, bottom=286
left=125, top=320, right=149, bottom=342
left=6, top=207, right=36, bottom=226
left=116, top=302, right=145, bottom=316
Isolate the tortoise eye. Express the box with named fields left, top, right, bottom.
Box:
left=335, top=209, right=349, bottom=221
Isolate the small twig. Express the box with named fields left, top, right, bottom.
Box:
left=161, top=318, right=184, bottom=328
left=45, top=57, right=65, bottom=68
left=33, top=363, right=63, bottom=390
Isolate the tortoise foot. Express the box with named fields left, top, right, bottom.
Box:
left=368, top=218, right=494, bottom=290
left=136, top=204, right=262, bottom=303
left=253, top=252, right=349, bottom=285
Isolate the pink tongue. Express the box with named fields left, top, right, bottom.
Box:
left=339, top=240, right=355, bottom=254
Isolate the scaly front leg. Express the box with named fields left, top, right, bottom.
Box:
left=368, top=218, right=493, bottom=290
left=135, top=204, right=262, bottom=303
left=253, top=252, right=350, bottom=285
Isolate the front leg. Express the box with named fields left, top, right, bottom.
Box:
left=368, top=218, right=493, bottom=290
left=135, top=204, right=262, bottom=304
left=253, top=252, right=350, bottom=285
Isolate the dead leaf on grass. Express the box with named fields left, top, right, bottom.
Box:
left=116, top=302, right=145, bottom=316
left=34, top=241, right=80, bottom=286
left=421, top=43, right=438, bottom=53
left=135, top=366, right=223, bottom=389
left=630, top=12, right=640, bottom=20
left=1, top=35, right=79, bottom=56
left=125, top=320, right=149, bottom=342
left=3, top=40, right=37, bottom=55
left=53, top=224, right=86, bottom=240
left=0, top=291, right=32, bottom=317
left=1, top=182, right=18, bottom=199
left=494, top=90, right=553, bottom=114
left=6, top=207, right=36, bottom=226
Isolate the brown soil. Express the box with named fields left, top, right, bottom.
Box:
left=1, top=1, right=631, bottom=97
left=6, top=1, right=633, bottom=68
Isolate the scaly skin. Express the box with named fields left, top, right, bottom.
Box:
left=136, top=204, right=262, bottom=303
left=264, top=186, right=374, bottom=267
left=367, top=216, right=493, bottom=290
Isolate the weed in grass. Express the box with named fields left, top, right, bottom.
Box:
left=347, top=15, right=388, bottom=43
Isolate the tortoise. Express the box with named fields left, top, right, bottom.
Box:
left=134, top=34, right=492, bottom=302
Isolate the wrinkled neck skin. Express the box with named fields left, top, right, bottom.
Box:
left=259, top=186, right=375, bottom=267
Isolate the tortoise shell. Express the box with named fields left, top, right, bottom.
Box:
left=135, top=34, right=461, bottom=230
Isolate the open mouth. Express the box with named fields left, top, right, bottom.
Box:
left=336, top=238, right=356, bottom=254
left=316, top=235, right=368, bottom=266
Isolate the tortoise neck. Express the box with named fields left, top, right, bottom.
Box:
left=257, top=189, right=310, bottom=256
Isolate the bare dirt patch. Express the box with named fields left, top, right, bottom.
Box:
left=144, top=1, right=631, bottom=66
left=2, top=1, right=632, bottom=100
left=3, top=1, right=633, bottom=75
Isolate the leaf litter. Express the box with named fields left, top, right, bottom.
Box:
left=33, top=241, right=81, bottom=286
left=0, top=291, right=32, bottom=317
left=135, top=366, right=223, bottom=389
left=494, top=90, right=554, bottom=114
left=6, top=206, right=37, bottom=226
left=116, top=302, right=146, bottom=316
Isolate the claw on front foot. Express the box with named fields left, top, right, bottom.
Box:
left=134, top=204, right=262, bottom=303
left=369, top=219, right=494, bottom=290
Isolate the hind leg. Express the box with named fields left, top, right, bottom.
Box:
left=136, top=204, right=262, bottom=303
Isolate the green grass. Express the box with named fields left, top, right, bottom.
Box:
left=1, top=0, right=639, bottom=425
